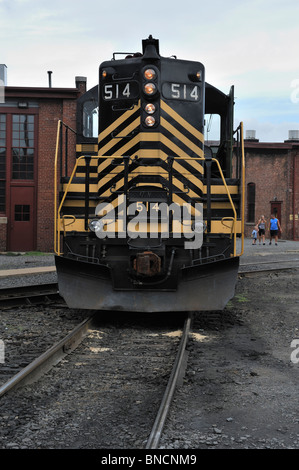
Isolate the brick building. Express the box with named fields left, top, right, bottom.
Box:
left=242, top=132, right=299, bottom=241
left=0, top=69, right=298, bottom=251
left=0, top=74, right=86, bottom=252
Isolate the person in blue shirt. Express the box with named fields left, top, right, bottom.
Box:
left=268, top=214, right=282, bottom=245
left=251, top=226, right=258, bottom=245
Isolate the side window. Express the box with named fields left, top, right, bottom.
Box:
left=83, top=100, right=98, bottom=138
left=204, top=114, right=220, bottom=143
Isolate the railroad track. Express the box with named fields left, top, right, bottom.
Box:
left=239, top=259, right=299, bottom=276
left=0, top=315, right=94, bottom=398
left=0, top=283, right=62, bottom=308
left=0, top=311, right=192, bottom=449
left=1, top=259, right=298, bottom=307
left=1, top=260, right=298, bottom=308
left=146, top=313, right=192, bottom=449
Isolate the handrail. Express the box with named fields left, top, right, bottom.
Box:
left=240, top=122, right=245, bottom=257
left=54, top=120, right=79, bottom=255
left=54, top=120, right=61, bottom=255
left=54, top=121, right=245, bottom=257
left=55, top=155, right=92, bottom=255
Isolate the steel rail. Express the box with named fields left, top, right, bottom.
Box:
left=0, top=315, right=94, bottom=398
left=146, top=313, right=192, bottom=449
left=239, top=260, right=299, bottom=275
left=0, top=283, right=61, bottom=308
left=239, top=266, right=298, bottom=276
left=240, top=258, right=299, bottom=267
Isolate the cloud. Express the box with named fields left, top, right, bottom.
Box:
left=0, top=0, right=298, bottom=141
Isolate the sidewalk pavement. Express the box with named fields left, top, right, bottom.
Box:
left=239, top=238, right=299, bottom=263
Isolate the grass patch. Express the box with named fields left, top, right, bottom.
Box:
left=2, top=251, right=50, bottom=256
left=234, top=293, right=249, bottom=303
left=25, top=251, right=50, bottom=256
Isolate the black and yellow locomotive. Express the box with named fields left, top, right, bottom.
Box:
left=54, top=36, right=244, bottom=312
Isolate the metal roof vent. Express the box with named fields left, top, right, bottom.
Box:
left=288, top=130, right=299, bottom=141
left=0, top=64, right=7, bottom=86
left=0, top=65, right=6, bottom=104
left=246, top=130, right=256, bottom=140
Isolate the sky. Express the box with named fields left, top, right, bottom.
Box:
left=0, top=0, right=298, bottom=142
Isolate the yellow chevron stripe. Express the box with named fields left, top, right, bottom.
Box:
left=75, top=158, right=98, bottom=167
left=76, top=144, right=98, bottom=153
left=62, top=200, right=97, bottom=207
left=136, top=149, right=164, bottom=158
left=161, top=135, right=204, bottom=174
left=76, top=172, right=98, bottom=178
left=60, top=218, right=242, bottom=235
left=131, top=166, right=168, bottom=175
left=172, top=194, right=202, bottom=217
left=62, top=198, right=232, bottom=211
left=203, top=185, right=239, bottom=195
left=98, top=177, right=124, bottom=195
left=98, top=116, right=141, bottom=156
left=97, top=157, right=116, bottom=173
left=161, top=117, right=203, bottom=158
left=173, top=176, right=203, bottom=195
left=95, top=200, right=124, bottom=218
left=98, top=101, right=141, bottom=142
left=161, top=100, right=204, bottom=143
left=75, top=157, right=98, bottom=177
left=211, top=220, right=242, bottom=233
left=62, top=183, right=98, bottom=193
left=203, top=202, right=234, bottom=209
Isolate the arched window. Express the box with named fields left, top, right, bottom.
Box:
left=247, top=182, right=255, bottom=223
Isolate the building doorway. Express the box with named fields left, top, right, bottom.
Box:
left=9, top=186, right=35, bottom=251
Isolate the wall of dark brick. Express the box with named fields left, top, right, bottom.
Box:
left=1, top=82, right=298, bottom=253
left=1, top=82, right=86, bottom=253
left=36, top=99, right=77, bottom=252
left=239, top=142, right=299, bottom=240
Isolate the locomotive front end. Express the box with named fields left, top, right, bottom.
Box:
left=54, top=36, right=244, bottom=312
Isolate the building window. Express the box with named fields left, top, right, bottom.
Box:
left=247, top=182, right=255, bottom=223
left=0, top=114, right=6, bottom=212
left=12, top=114, right=35, bottom=180
left=15, top=204, right=30, bottom=221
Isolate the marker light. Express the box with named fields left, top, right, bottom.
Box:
left=145, top=103, right=156, bottom=114
left=144, top=68, right=156, bottom=80
left=192, top=220, right=206, bottom=233
left=145, top=116, right=156, bottom=127
left=89, top=219, right=104, bottom=233
left=102, top=70, right=107, bottom=78
left=144, top=83, right=156, bottom=95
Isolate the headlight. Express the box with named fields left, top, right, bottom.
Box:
left=144, top=83, right=156, bottom=95
left=144, top=68, right=156, bottom=80
left=145, top=103, right=156, bottom=114
left=192, top=220, right=206, bottom=233
left=89, top=219, right=104, bottom=233
left=145, top=116, right=156, bottom=127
